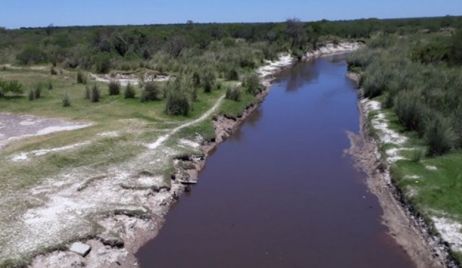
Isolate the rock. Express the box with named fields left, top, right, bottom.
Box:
left=69, top=242, right=91, bottom=257
left=97, top=233, right=124, bottom=248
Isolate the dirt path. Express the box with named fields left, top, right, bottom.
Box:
left=147, top=95, right=225, bottom=150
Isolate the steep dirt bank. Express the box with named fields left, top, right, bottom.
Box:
left=347, top=74, right=457, bottom=268
left=26, top=43, right=362, bottom=268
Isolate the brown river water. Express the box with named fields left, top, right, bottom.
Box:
left=136, top=54, right=415, bottom=267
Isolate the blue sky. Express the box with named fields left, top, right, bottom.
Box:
left=0, top=0, right=461, bottom=28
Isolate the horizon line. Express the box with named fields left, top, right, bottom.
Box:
left=2, top=14, right=459, bottom=30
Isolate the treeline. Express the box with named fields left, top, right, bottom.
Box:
left=1, top=16, right=461, bottom=73
left=348, top=29, right=462, bottom=156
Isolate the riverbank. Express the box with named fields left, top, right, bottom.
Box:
left=15, top=43, right=362, bottom=268
left=347, top=73, right=458, bottom=268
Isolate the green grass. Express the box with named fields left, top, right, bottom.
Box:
left=393, top=152, right=462, bottom=220
left=367, top=97, right=462, bottom=262
left=0, top=66, right=255, bottom=193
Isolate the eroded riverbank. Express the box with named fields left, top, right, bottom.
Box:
left=5, top=43, right=361, bottom=268
left=136, top=52, right=419, bottom=267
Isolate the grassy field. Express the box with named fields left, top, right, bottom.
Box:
left=0, top=63, right=258, bottom=266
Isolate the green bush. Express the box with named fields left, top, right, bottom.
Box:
left=28, top=89, right=35, bottom=101
left=124, top=83, right=136, bottom=99
left=0, top=80, right=23, bottom=97
left=90, top=84, right=100, bottom=103
left=48, top=81, right=53, bottom=90
left=225, top=68, right=239, bottom=81
left=50, top=67, right=58, bottom=75
left=16, top=47, right=47, bottom=65
left=425, top=116, right=457, bottom=156
left=62, top=93, right=71, bottom=107
left=201, top=69, right=216, bottom=93
left=165, top=82, right=190, bottom=116
left=362, top=65, right=390, bottom=98
left=77, top=71, right=87, bottom=84
left=225, top=86, right=241, bottom=102
left=34, top=85, right=42, bottom=99
left=84, top=85, right=91, bottom=100
left=450, top=28, right=462, bottom=65
left=394, top=90, right=426, bottom=133
left=192, top=71, right=201, bottom=87
left=94, top=53, right=111, bottom=74
left=140, top=82, right=161, bottom=102
left=242, top=74, right=261, bottom=95
left=108, top=80, right=121, bottom=95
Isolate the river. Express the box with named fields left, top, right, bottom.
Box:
left=136, top=54, right=415, bottom=267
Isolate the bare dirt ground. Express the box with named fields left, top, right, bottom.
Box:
left=0, top=113, right=91, bottom=150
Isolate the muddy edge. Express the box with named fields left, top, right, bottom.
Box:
left=346, top=72, right=458, bottom=268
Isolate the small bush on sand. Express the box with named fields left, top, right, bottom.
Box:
left=124, top=83, right=136, bottom=99
left=141, top=82, right=161, bottom=102
left=62, top=93, right=71, bottom=107
left=225, top=86, right=242, bottom=102
left=108, top=80, right=121, bottom=95
left=90, top=84, right=100, bottom=103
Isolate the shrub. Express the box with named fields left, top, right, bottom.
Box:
left=84, top=85, right=91, bottom=100
left=17, top=47, right=47, bottom=65
left=62, top=93, right=71, bottom=107
left=242, top=74, right=261, bottom=95
left=362, top=66, right=389, bottom=98
left=201, top=69, right=216, bottom=93
left=34, top=85, right=42, bottom=99
left=77, top=71, right=87, bottom=84
left=94, top=53, right=111, bottom=74
left=394, top=90, right=426, bottom=134
left=50, top=67, right=58, bottom=75
left=225, top=86, right=241, bottom=102
left=140, top=82, right=161, bottom=102
left=108, top=80, right=121, bottom=95
left=225, top=68, right=239, bottom=81
left=124, top=83, right=136, bottom=99
left=450, top=28, right=462, bottom=65
left=165, top=82, right=190, bottom=116
left=48, top=81, right=53, bottom=90
left=90, top=84, right=100, bottom=102
left=425, top=116, right=457, bottom=156
left=0, top=80, right=23, bottom=97
left=28, top=89, right=35, bottom=101
left=410, top=148, right=425, bottom=163
left=192, top=71, right=201, bottom=87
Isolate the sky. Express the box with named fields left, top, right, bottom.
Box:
left=0, top=0, right=461, bottom=29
